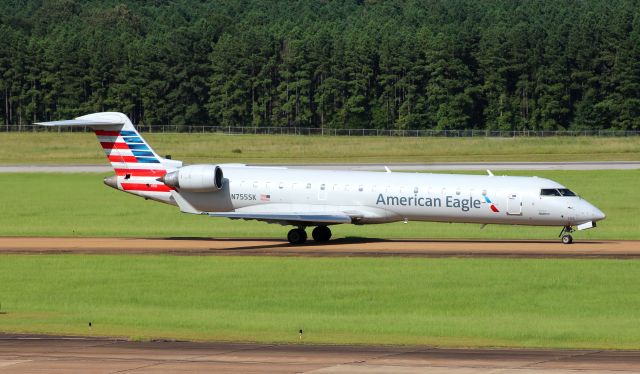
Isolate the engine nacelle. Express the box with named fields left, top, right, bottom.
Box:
left=161, top=164, right=223, bottom=192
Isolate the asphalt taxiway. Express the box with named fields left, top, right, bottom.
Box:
left=1, top=335, right=640, bottom=373
left=1, top=161, right=639, bottom=173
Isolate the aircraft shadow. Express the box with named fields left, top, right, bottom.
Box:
left=160, top=236, right=610, bottom=252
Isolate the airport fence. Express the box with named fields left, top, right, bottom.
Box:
left=2, top=124, right=639, bottom=137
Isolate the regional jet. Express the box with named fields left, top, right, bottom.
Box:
left=37, top=112, right=605, bottom=244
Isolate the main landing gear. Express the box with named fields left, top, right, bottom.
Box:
left=312, top=226, right=332, bottom=242
left=287, top=226, right=332, bottom=244
left=287, top=228, right=307, bottom=244
left=559, top=226, right=574, bottom=245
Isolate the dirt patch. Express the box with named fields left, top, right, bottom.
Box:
left=1, top=237, right=639, bottom=258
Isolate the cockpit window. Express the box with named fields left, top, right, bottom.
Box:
left=540, top=188, right=577, bottom=197
left=558, top=188, right=576, bottom=196
left=540, top=189, right=560, bottom=196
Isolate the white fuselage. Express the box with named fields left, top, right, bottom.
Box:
left=148, top=165, right=604, bottom=227
left=38, top=112, right=605, bottom=243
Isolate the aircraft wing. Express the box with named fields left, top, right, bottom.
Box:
left=207, top=211, right=353, bottom=226
left=170, top=191, right=357, bottom=225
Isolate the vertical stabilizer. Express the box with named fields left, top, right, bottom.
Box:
left=36, top=112, right=182, bottom=203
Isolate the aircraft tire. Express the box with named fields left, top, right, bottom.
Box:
left=287, top=228, right=307, bottom=244
left=561, top=234, right=573, bottom=244
left=312, top=226, right=332, bottom=242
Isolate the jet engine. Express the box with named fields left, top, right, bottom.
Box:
left=160, top=164, right=223, bottom=192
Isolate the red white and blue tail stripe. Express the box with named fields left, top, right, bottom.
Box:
left=36, top=112, right=181, bottom=202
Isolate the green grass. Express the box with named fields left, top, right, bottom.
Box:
left=0, top=170, right=636, bottom=240
left=0, top=255, right=639, bottom=349
left=1, top=132, right=639, bottom=164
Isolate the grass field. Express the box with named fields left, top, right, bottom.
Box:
left=0, top=170, right=636, bottom=240
left=1, top=132, right=639, bottom=164
left=0, top=255, right=639, bottom=349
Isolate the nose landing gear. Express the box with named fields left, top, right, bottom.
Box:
left=559, top=226, right=573, bottom=244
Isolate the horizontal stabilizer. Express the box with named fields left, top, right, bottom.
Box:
left=35, top=119, right=123, bottom=127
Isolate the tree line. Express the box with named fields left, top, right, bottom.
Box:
left=1, top=0, right=639, bottom=131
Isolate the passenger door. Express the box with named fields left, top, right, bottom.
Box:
left=507, top=193, right=522, bottom=215
left=318, top=183, right=327, bottom=201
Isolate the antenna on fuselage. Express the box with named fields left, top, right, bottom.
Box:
left=384, top=166, right=392, bottom=173
left=486, top=169, right=494, bottom=176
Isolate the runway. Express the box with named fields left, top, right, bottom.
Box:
left=0, top=161, right=639, bottom=173
left=1, top=237, right=639, bottom=258
left=1, top=334, right=639, bottom=373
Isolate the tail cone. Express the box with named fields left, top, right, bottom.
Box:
left=103, top=175, right=118, bottom=189
left=159, top=171, right=179, bottom=188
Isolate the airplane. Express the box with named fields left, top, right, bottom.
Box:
left=37, top=112, right=606, bottom=245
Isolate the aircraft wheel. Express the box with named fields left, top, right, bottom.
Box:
left=312, top=226, right=332, bottom=242
left=561, top=234, right=573, bottom=245
left=287, top=228, right=307, bottom=245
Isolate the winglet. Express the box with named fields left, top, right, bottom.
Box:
left=170, top=191, right=203, bottom=214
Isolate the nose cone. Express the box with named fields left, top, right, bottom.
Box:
left=592, top=207, right=606, bottom=221
left=583, top=199, right=606, bottom=222
left=103, top=175, right=118, bottom=189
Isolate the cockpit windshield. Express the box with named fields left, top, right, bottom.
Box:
left=540, top=188, right=577, bottom=197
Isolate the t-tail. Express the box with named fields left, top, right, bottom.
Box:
left=36, top=112, right=182, bottom=203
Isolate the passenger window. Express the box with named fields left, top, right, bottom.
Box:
left=358, top=185, right=363, bottom=192
left=306, top=183, right=311, bottom=189
left=279, top=182, right=284, bottom=189
left=414, top=187, right=419, bottom=193
left=320, top=184, right=325, bottom=191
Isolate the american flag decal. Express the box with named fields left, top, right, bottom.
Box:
left=260, top=194, right=271, bottom=201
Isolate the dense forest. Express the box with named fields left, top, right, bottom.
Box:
left=1, top=0, right=640, bottom=130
